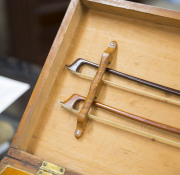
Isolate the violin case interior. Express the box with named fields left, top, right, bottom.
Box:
left=0, top=0, right=180, bottom=174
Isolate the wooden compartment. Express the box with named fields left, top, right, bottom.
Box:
left=1, top=0, right=180, bottom=174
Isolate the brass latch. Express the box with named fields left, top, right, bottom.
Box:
left=36, top=161, right=65, bottom=175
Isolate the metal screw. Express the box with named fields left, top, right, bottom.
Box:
left=38, top=171, right=43, bottom=174
left=76, top=130, right=81, bottom=136
left=110, top=42, right=115, bottom=47
left=43, top=162, right=47, bottom=166
left=60, top=168, right=64, bottom=172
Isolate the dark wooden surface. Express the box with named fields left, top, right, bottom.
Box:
left=5, top=0, right=70, bottom=65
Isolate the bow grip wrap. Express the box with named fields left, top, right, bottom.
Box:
left=75, top=41, right=117, bottom=139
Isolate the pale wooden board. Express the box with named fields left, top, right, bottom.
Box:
left=11, top=0, right=84, bottom=150
left=26, top=9, right=180, bottom=175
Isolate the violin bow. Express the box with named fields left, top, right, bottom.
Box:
left=60, top=94, right=180, bottom=148
left=66, top=59, right=180, bottom=106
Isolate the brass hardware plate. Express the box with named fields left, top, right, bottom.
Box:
left=36, top=170, right=52, bottom=175
left=36, top=161, right=65, bottom=175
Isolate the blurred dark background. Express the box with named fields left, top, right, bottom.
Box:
left=1, top=0, right=180, bottom=66
left=0, top=0, right=179, bottom=159
left=0, top=0, right=71, bottom=159
left=1, top=0, right=71, bottom=65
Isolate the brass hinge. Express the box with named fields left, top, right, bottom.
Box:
left=36, top=161, right=65, bottom=175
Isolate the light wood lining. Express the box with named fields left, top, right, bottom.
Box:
left=25, top=7, right=180, bottom=175
left=11, top=0, right=84, bottom=151
left=82, top=0, right=180, bottom=27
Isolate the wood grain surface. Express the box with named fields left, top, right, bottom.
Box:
left=27, top=7, right=180, bottom=175
left=0, top=148, right=81, bottom=175
left=11, top=0, right=83, bottom=151
left=3, top=0, right=180, bottom=175
left=75, top=41, right=117, bottom=138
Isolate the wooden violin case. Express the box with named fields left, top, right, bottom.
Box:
left=1, top=0, right=180, bottom=174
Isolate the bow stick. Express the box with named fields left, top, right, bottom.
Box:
left=60, top=94, right=180, bottom=148
left=74, top=41, right=117, bottom=139
left=61, top=94, right=180, bottom=134
left=66, top=59, right=180, bottom=106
